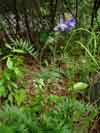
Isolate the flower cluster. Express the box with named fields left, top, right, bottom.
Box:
left=54, top=15, right=76, bottom=32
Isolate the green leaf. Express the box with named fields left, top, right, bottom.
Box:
left=3, top=70, right=11, bottom=81
left=0, top=87, right=6, bottom=97
left=5, top=43, right=12, bottom=49
left=14, top=89, right=26, bottom=106
left=69, top=82, right=88, bottom=93
left=7, top=57, right=13, bottom=70
left=14, top=67, right=23, bottom=77
left=8, top=94, right=13, bottom=104
left=0, top=80, right=4, bottom=86
left=11, top=82, right=18, bottom=89
left=48, top=95, right=63, bottom=102
left=40, top=32, right=49, bottom=43
left=73, top=82, right=88, bottom=90
left=0, top=125, right=14, bottom=133
left=12, top=49, right=25, bottom=54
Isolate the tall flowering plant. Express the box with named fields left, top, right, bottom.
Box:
left=54, top=15, right=76, bottom=32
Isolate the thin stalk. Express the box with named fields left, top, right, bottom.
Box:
left=76, top=41, right=99, bottom=68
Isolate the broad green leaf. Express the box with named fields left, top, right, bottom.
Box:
left=69, top=82, right=88, bottom=92
left=7, top=57, right=13, bottom=70
left=73, top=82, right=88, bottom=90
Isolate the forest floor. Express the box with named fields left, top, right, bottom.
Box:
left=0, top=53, right=100, bottom=132
left=24, top=55, right=68, bottom=97
left=23, top=55, right=100, bottom=133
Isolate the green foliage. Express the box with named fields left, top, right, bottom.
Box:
left=69, top=82, right=88, bottom=94
left=0, top=97, right=98, bottom=133
left=0, top=55, right=26, bottom=105
left=5, top=39, right=37, bottom=58
left=33, top=67, right=61, bottom=82
left=0, top=1, right=99, bottom=132
left=42, top=97, right=97, bottom=133
left=0, top=125, right=14, bottom=133
left=40, top=32, right=65, bottom=64
left=0, top=105, right=41, bottom=133
left=79, top=56, right=99, bottom=81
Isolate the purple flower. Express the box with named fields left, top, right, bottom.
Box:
left=54, top=23, right=68, bottom=31
left=54, top=16, right=76, bottom=32
left=64, top=18, right=76, bottom=29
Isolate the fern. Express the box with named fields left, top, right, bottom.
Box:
left=5, top=39, right=37, bottom=57
left=0, top=105, right=41, bottom=133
